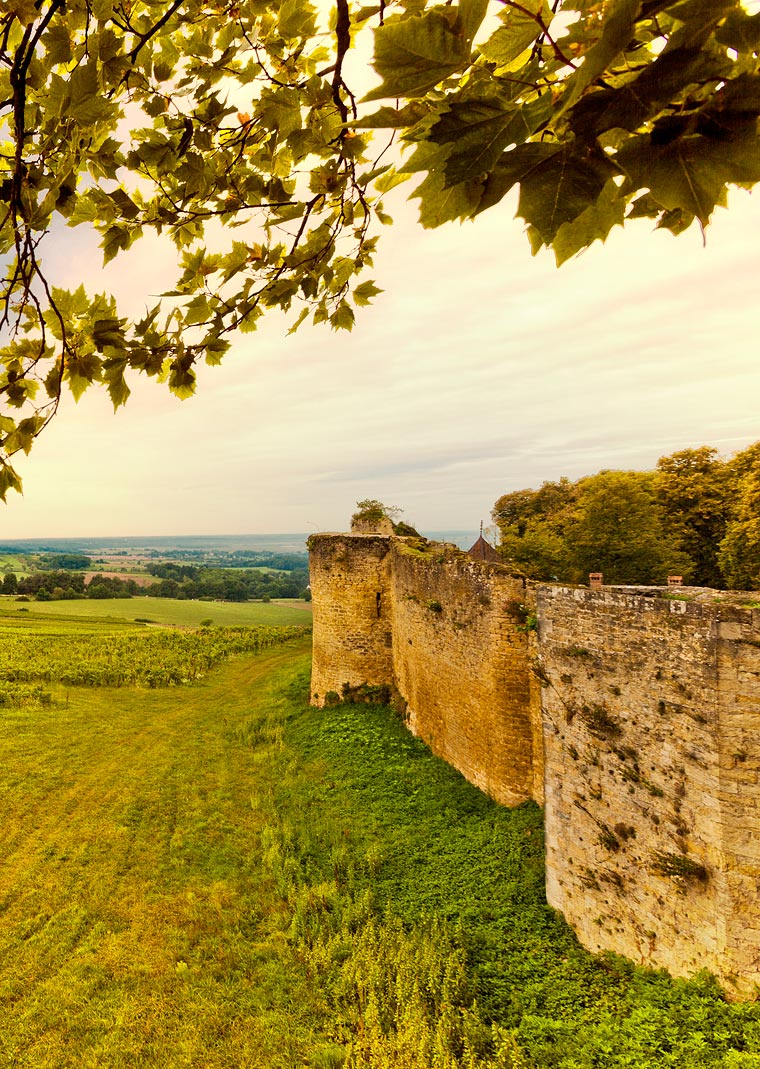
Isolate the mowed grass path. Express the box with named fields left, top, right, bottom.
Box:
left=0, top=640, right=317, bottom=1069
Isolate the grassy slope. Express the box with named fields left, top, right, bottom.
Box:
left=0, top=596, right=312, bottom=628
left=0, top=642, right=318, bottom=1069
left=1, top=637, right=759, bottom=1067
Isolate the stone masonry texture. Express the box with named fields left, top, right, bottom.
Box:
left=308, top=532, right=760, bottom=997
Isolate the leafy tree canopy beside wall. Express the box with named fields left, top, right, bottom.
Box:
left=492, top=441, right=760, bottom=589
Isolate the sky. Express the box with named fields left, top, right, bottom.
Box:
left=2, top=51, right=760, bottom=537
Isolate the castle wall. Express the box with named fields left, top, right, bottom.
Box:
left=308, top=531, right=760, bottom=994
left=389, top=543, right=537, bottom=807
left=715, top=610, right=760, bottom=992
left=536, top=586, right=760, bottom=995
left=307, top=534, right=393, bottom=704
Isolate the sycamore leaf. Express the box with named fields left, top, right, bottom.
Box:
left=716, top=9, right=760, bottom=50
left=65, top=351, right=102, bottom=402
left=353, top=280, right=383, bottom=306
left=656, top=207, right=696, bottom=235
left=92, top=318, right=126, bottom=352
left=479, top=0, right=553, bottom=66
left=517, top=145, right=611, bottom=243
left=278, top=0, right=317, bottom=40
left=109, top=188, right=140, bottom=221
left=102, top=225, right=130, bottom=264
left=0, top=463, right=23, bottom=501
left=351, top=103, right=431, bottom=129
left=616, top=124, right=760, bottom=224
left=329, top=302, right=355, bottom=331
left=104, top=364, right=131, bottom=408
left=552, top=178, right=626, bottom=264
left=413, top=168, right=485, bottom=227
left=430, top=93, right=553, bottom=187
left=203, top=339, right=231, bottom=366
left=475, top=142, right=561, bottom=216
left=287, top=307, right=310, bottom=335
left=3, top=417, right=45, bottom=456
left=458, top=0, right=489, bottom=42
left=568, top=46, right=729, bottom=137
left=183, top=294, right=211, bottom=326
left=168, top=364, right=196, bottom=399
left=665, top=0, right=736, bottom=50
left=365, top=8, right=472, bottom=101
left=558, top=0, right=642, bottom=117
left=45, top=25, right=72, bottom=66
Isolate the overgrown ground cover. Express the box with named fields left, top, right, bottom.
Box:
left=0, top=595, right=311, bottom=628
left=1, top=629, right=760, bottom=1067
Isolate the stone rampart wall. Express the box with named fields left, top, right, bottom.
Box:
left=308, top=533, right=760, bottom=995
left=308, top=534, right=394, bottom=704
left=389, top=543, right=537, bottom=807
left=536, top=586, right=760, bottom=994
left=536, top=588, right=725, bottom=984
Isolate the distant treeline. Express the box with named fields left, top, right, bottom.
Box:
left=2, top=566, right=310, bottom=603
left=492, top=442, right=760, bottom=589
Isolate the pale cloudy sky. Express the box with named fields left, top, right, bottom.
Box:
left=2, top=173, right=759, bottom=538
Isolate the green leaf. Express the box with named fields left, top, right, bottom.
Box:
left=203, top=339, right=231, bottom=366
left=0, top=463, right=23, bottom=501
left=517, top=145, right=611, bottom=243
left=616, top=123, right=760, bottom=224
left=3, top=416, right=44, bottom=456
left=65, top=351, right=102, bottom=402
left=479, top=0, right=552, bottom=67
left=103, top=362, right=131, bottom=408
left=278, top=0, right=317, bottom=40
left=558, top=0, right=643, bottom=117
left=430, top=93, right=553, bottom=187
left=457, top=0, right=489, bottom=42
left=665, top=0, right=737, bottom=50
left=92, top=317, right=126, bottom=352
left=413, top=168, right=485, bottom=227
left=45, top=25, right=72, bottom=66
left=716, top=9, right=760, bottom=50
left=329, top=302, right=355, bottom=331
left=167, top=363, right=196, bottom=399
left=552, top=179, right=626, bottom=264
left=475, top=142, right=561, bottom=216
left=184, top=294, right=211, bottom=326
left=351, top=103, right=431, bottom=129
left=568, top=46, right=729, bottom=137
left=365, top=8, right=472, bottom=101
left=109, top=188, right=140, bottom=221
left=353, top=280, right=383, bottom=306
left=287, top=307, right=310, bottom=335
left=101, top=225, right=130, bottom=265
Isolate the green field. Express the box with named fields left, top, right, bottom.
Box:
left=0, top=616, right=759, bottom=1067
left=0, top=595, right=312, bottom=628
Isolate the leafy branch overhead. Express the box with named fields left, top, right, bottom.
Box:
left=0, top=0, right=758, bottom=494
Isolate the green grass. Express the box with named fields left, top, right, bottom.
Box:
left=1, top=630, right=760, bottom=1067
left=0, top=642, right=319, bottom=1068
left=0, top=595, right=312, bottom=628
